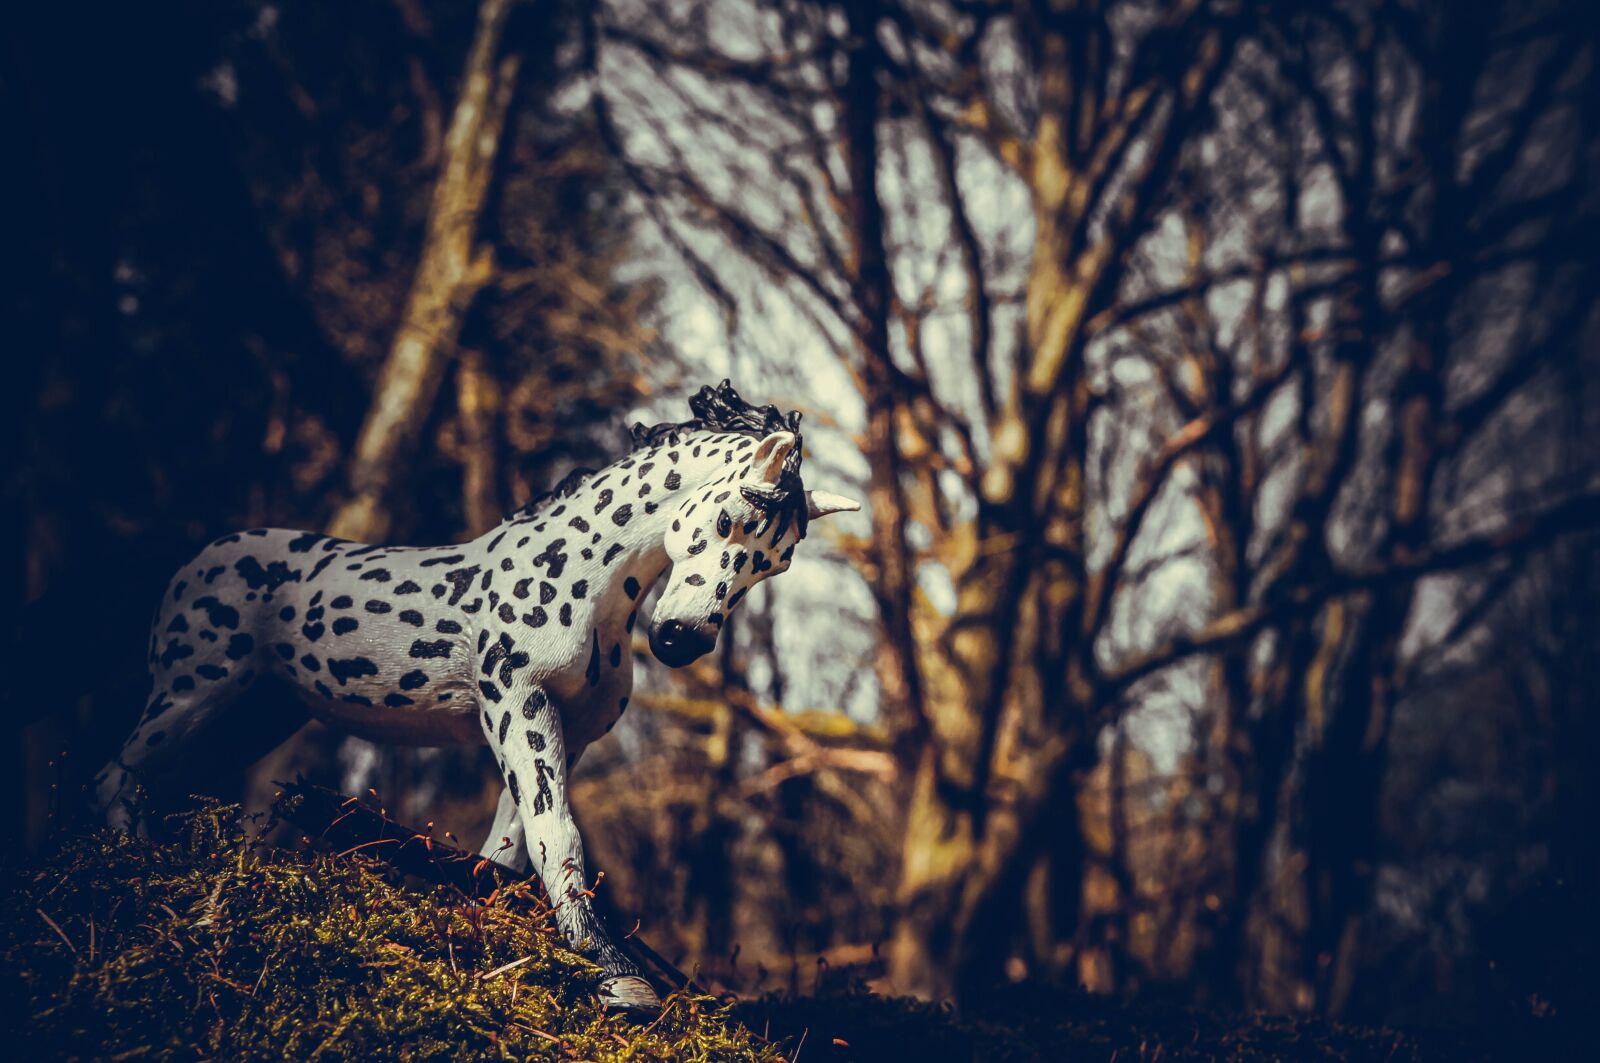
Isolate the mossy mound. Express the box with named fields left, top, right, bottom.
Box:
left=0, top=804, right=780, bottom=1062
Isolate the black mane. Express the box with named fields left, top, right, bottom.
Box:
left=511, top=380, right=806, bottom=524
left=628, top=379, right=803, bottom=448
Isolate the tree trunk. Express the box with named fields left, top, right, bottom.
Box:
left=455, top=347, right=502, bottom=536
left=329, top=0, right=524, bottom=542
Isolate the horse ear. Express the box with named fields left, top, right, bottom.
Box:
left=805, top=490, right=860, bottom=520
left=751, top=431, right=798, bottom=485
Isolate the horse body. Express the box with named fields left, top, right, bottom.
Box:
left=93, top=382, right=859, bottom=1011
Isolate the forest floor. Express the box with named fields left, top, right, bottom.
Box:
left=0, top=804, right=1555, bottom=1061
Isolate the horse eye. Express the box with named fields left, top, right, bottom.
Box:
left=716, top=510, right=732, bottom=537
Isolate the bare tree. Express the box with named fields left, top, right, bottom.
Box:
left=590, top=0, right=1600, bottom=1005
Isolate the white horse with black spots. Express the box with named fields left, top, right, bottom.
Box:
left=93, top=381, right=859, bottom=1011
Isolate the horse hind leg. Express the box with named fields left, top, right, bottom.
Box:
left=93, top=667, right=251, bottom=835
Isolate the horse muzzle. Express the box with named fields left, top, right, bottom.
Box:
left=648, top=618, right=715, bottom=667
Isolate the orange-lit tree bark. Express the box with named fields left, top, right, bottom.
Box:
left=330, top=0, right=526, bottom=541
left=591, top=0, right=1600, bottom=1007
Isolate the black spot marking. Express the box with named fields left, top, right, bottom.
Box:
left=166, top=614, right=189, bottom=634
left=483, top=632, right=511, bottom=675
left=524, top=608, right=547, bottom=628
left=499, top=603, right=516, bottom=623
left=539, top=581, right=556, bottom=605
left=480, top=681, right=503, bottom=703
left=530, top=758, right=556, bottom=816
left=665, top=470, right=682, bottom=490
left=399, top=609, right=424, bottom=627
left=499, top=711, right=511, bottom=744
left=384, top=693, right=414, bottom=707
left=685, top=574, right=706, bottom=586
left=436, top=618, right=461, bottom=634
left=395, top=580, right=421, bottom=595
left=191, top=596, right=240, bottom=630
left=409, top=639, right=452, bottom=659
left=331, top=595, right=353, bottom=609
left=236, top=556, right=300, bottom=591
left=688, top=539, right=708, bottom=556
left=532, top=539, right=569, bottom=578
left=197, top=664, right=228, bottom=681
left=442, top=565, right=481, bottom=606
left=332, top=617, right=359, bottom=636
left=300, top=654, right=321, bottom=672
left=559, top=603, right=572, bottom=626
left=603, top=543, right=623, bottom=565
left=571, top=579, right=587, bottom=599
left=360, top=568, right=392, bottom=582
left=611, top=504, right=633, bottom=527
left=522, top=687, right=548, bottom=719
left=328, top=657, right=379, bottom=686
left=624, top=576, right=641, bottom=599
left=527, top=730, right=546, bottom=752
left=226, top=633, right=255, bottom=660
left=715, top=581, right=728, bottom=600
left=609, top=642, right=622, bottom=667
left=500, top=650, right=530, bottom=686
left=173, top=675, right=195, bottom=692
left=159, top=639, right=195, bottom=669
left=279, top=606, right=296, bottom=622
left=421, top=554, right=465, bottom=567
left=586, top=630, right=601, bottom=687
left=276, top=643, right=295, bottom=660
left=400, top=670, right=429, bottom=690
left=514, top=578, right=533, bottom=599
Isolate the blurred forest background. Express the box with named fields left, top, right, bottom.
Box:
left=4, top=0, right=1598, bottom=1042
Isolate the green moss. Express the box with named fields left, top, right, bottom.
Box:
left=1, top=803, right=780, bottom=1062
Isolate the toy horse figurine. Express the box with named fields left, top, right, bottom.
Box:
left=93, top=381, right=859, bottom=1011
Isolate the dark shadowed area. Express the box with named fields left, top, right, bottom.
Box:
left=3, top=0, right=1597, bottom=1058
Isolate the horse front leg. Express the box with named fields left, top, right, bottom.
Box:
left=488, top=682, right=659, bottom=1011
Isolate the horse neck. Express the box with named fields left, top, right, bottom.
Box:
left=480, top=430, right=753, bottom=619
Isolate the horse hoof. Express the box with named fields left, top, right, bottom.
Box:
left=600, top=974, right=660, bottom=1012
